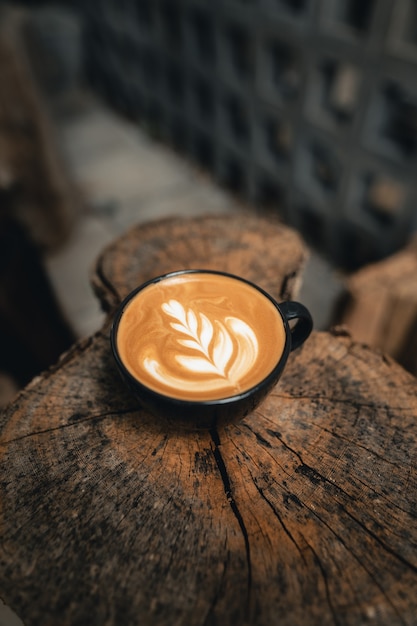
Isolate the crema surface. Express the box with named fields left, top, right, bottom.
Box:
left=117, top=273, right=286, bottom=401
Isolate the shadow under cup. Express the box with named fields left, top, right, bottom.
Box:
left=110, top=270, right=313, bottom=429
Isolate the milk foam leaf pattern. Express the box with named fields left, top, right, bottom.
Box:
left=187, top=309, right=198, bottom=335
left=212, top=322, right=234, bottom=376
left=199, top=313, right=213, bottom=353
left=161, top=299, right=259, bottom=382
left=175, top=355, right=228, bottom=377
left=163, top=300, right=211, bottom=356
left=176, top=313, right=213, bottom=354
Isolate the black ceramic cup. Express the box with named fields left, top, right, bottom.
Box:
left=110, top=269, right=313, bottom=429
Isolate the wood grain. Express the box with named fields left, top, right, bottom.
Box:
left=91, top=213, right=307, bottom=313
left=1, top=215, right=416, bottom=626
left=337, top=236, right=417, bottom=376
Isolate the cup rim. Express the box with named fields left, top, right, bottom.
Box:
left=110, top=269, right=291, bottom=407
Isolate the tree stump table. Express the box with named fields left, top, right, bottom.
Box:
left=1, top=214, right=417, bottom=626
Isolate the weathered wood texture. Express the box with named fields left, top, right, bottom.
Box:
left=1, top=215, right=417, bottom=626
left=336, top=235, right=417, bottom=376
left=90, top=213, right=307, bottom=313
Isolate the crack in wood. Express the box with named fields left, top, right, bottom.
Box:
left=0, top=407, right=138, bottom=445
left=209, top=425, right=252, bottom=607
left=93, top=254, right=123, bottom=312
left=279, top=270, right=298, bottom=300
left=302, top=502, right=408, bottom=624
left=252, top=478, right=308, bottom=566
left=304, top=540, right=341, bottom=626
left=270, top=391, right=415, bottom=413
left=348, top=472, right=414, bottom=518
left=340, top=504, right=417, bottom=574
left=316, top=424, right=407, bottom=468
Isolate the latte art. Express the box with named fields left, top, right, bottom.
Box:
left=144, top=299, right=259, bottom=390
left=116, top=273, right=286, bottom=401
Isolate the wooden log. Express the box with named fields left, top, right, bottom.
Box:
left=336, top=235, right=417, bottom=375
left=1, top=215, right=417, bottom=626
left=90, top=213, right=307, bottom=313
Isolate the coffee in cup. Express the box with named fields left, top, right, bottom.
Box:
left=111, top=270, right=312, bottom=428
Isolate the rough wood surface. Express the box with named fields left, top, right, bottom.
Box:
left=1, top=215, right=417, bottom=626
left=90, top=213, right=307, bottom=313
left=336, top=235, right=417, bottom=375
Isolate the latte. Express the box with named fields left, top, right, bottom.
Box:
left=116, top=271, right=286, bottom=401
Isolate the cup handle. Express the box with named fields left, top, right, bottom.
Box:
left=279, top=301, right=313, bottom=352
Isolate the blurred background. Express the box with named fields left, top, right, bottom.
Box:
left=1, top=0, right=417, bottom=411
